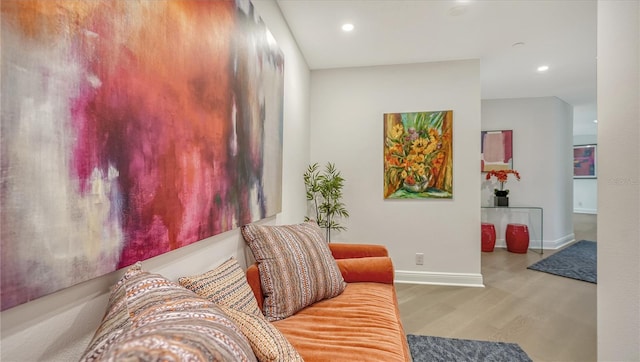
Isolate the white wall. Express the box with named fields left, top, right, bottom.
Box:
left=573, top=179, right=597, bottom=214
left=481, top=97, right=575, bottom=249
left=574, top=134, right=597, bottom=145
left=0, top=1, right=311, bottom=360
left=573, top=134, right=598, bottom=214
left=597, top=1, right=640, bottom=360
left=309, top=60, right=483, bottom=286
left=253, top=1, right=311, bottom=225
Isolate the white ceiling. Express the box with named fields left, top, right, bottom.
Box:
left=276, top=0, right=598, bottom=136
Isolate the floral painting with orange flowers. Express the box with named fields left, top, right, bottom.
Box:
left=384, top=111, right=453, bottom=199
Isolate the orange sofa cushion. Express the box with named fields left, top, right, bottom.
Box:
left=272, top=282, right=410, bottom=361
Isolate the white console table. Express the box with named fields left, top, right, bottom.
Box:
left=481, top=206, right=544, bottom=254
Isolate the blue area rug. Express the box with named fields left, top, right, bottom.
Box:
left=527, top=240, right=596, bottom=283
left=407, top=334, right=532, bottom=362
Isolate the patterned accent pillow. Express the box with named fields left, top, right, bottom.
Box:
left=219, top=305, right=303, bottom=362
left=79, top=263, right=142, bottom=360
left=179, top=257, right=304, bottom=361
left=178, top=257, right=261, bottom=316
left=241, top=221, right=346, bottom=321
left=80, top=263, right=256, bottom=362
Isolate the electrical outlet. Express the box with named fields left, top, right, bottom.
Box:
left=415, top=253, right=424, bottom=265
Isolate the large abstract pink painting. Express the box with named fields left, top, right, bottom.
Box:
left=0, top=0, right=284, bottom=310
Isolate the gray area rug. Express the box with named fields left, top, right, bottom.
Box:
left=407, top=334, right=532, bottom=362
left=527, top=240, right=596, bottom=283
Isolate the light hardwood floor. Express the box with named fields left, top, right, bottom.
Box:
left=396, top=214, right=597, bottom=362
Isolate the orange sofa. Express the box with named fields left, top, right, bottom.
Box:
left=246, top=243, right=411, bottom=361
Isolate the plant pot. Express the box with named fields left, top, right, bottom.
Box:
left=494, top=190, right=509, bottom=197
left=494, top=195, right=509, bottom=207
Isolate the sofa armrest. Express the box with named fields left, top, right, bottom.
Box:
left=329, top=243, right=389, bottom=259
left=336, top=256, right=394, bottom=284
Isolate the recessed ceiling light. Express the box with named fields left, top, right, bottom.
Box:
left=341, top=23, right=354, bottom=32
left=537, top=65, right=550, bottom=72
left=593, top=119, right=598, bottom=123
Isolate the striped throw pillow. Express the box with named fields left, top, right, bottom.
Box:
left=179, top=258, right=303, bottom=362
left=80, top=263, right=256, bottom=362
left=80, top=263, right=142, bottom=360
left=219, top=305, right=303, bottom=362
left=241, top=221, right=346, bottom=321
left=178, top=257, right=261, bottom=316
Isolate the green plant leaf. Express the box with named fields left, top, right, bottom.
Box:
left=303, top=161, right=349, bottom=241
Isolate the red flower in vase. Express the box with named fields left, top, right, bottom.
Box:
left=486, top=169, right=521, bottom=191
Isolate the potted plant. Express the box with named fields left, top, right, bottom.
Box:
left=486, top=169, right=521, bottom=206
left=303, top=162, right=349, bottom=242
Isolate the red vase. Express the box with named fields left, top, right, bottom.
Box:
left=481, top=223, right=496, bottom=252
left=506, top=223, right=530, bottom=253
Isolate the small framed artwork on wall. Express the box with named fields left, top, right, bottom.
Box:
left=481, top=130, right=513, bottom=172
left=573, top=144, right=597, bottom=178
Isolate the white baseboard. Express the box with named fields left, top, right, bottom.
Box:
left=394, top=270, right=484, bottom=288
left=574, top=208, right=597, bottom=214
left=544, top=233, right=575, bottom=249
left=395, top=233, right=576, bottom=287
left=493, top=233, right=575, bottom=251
